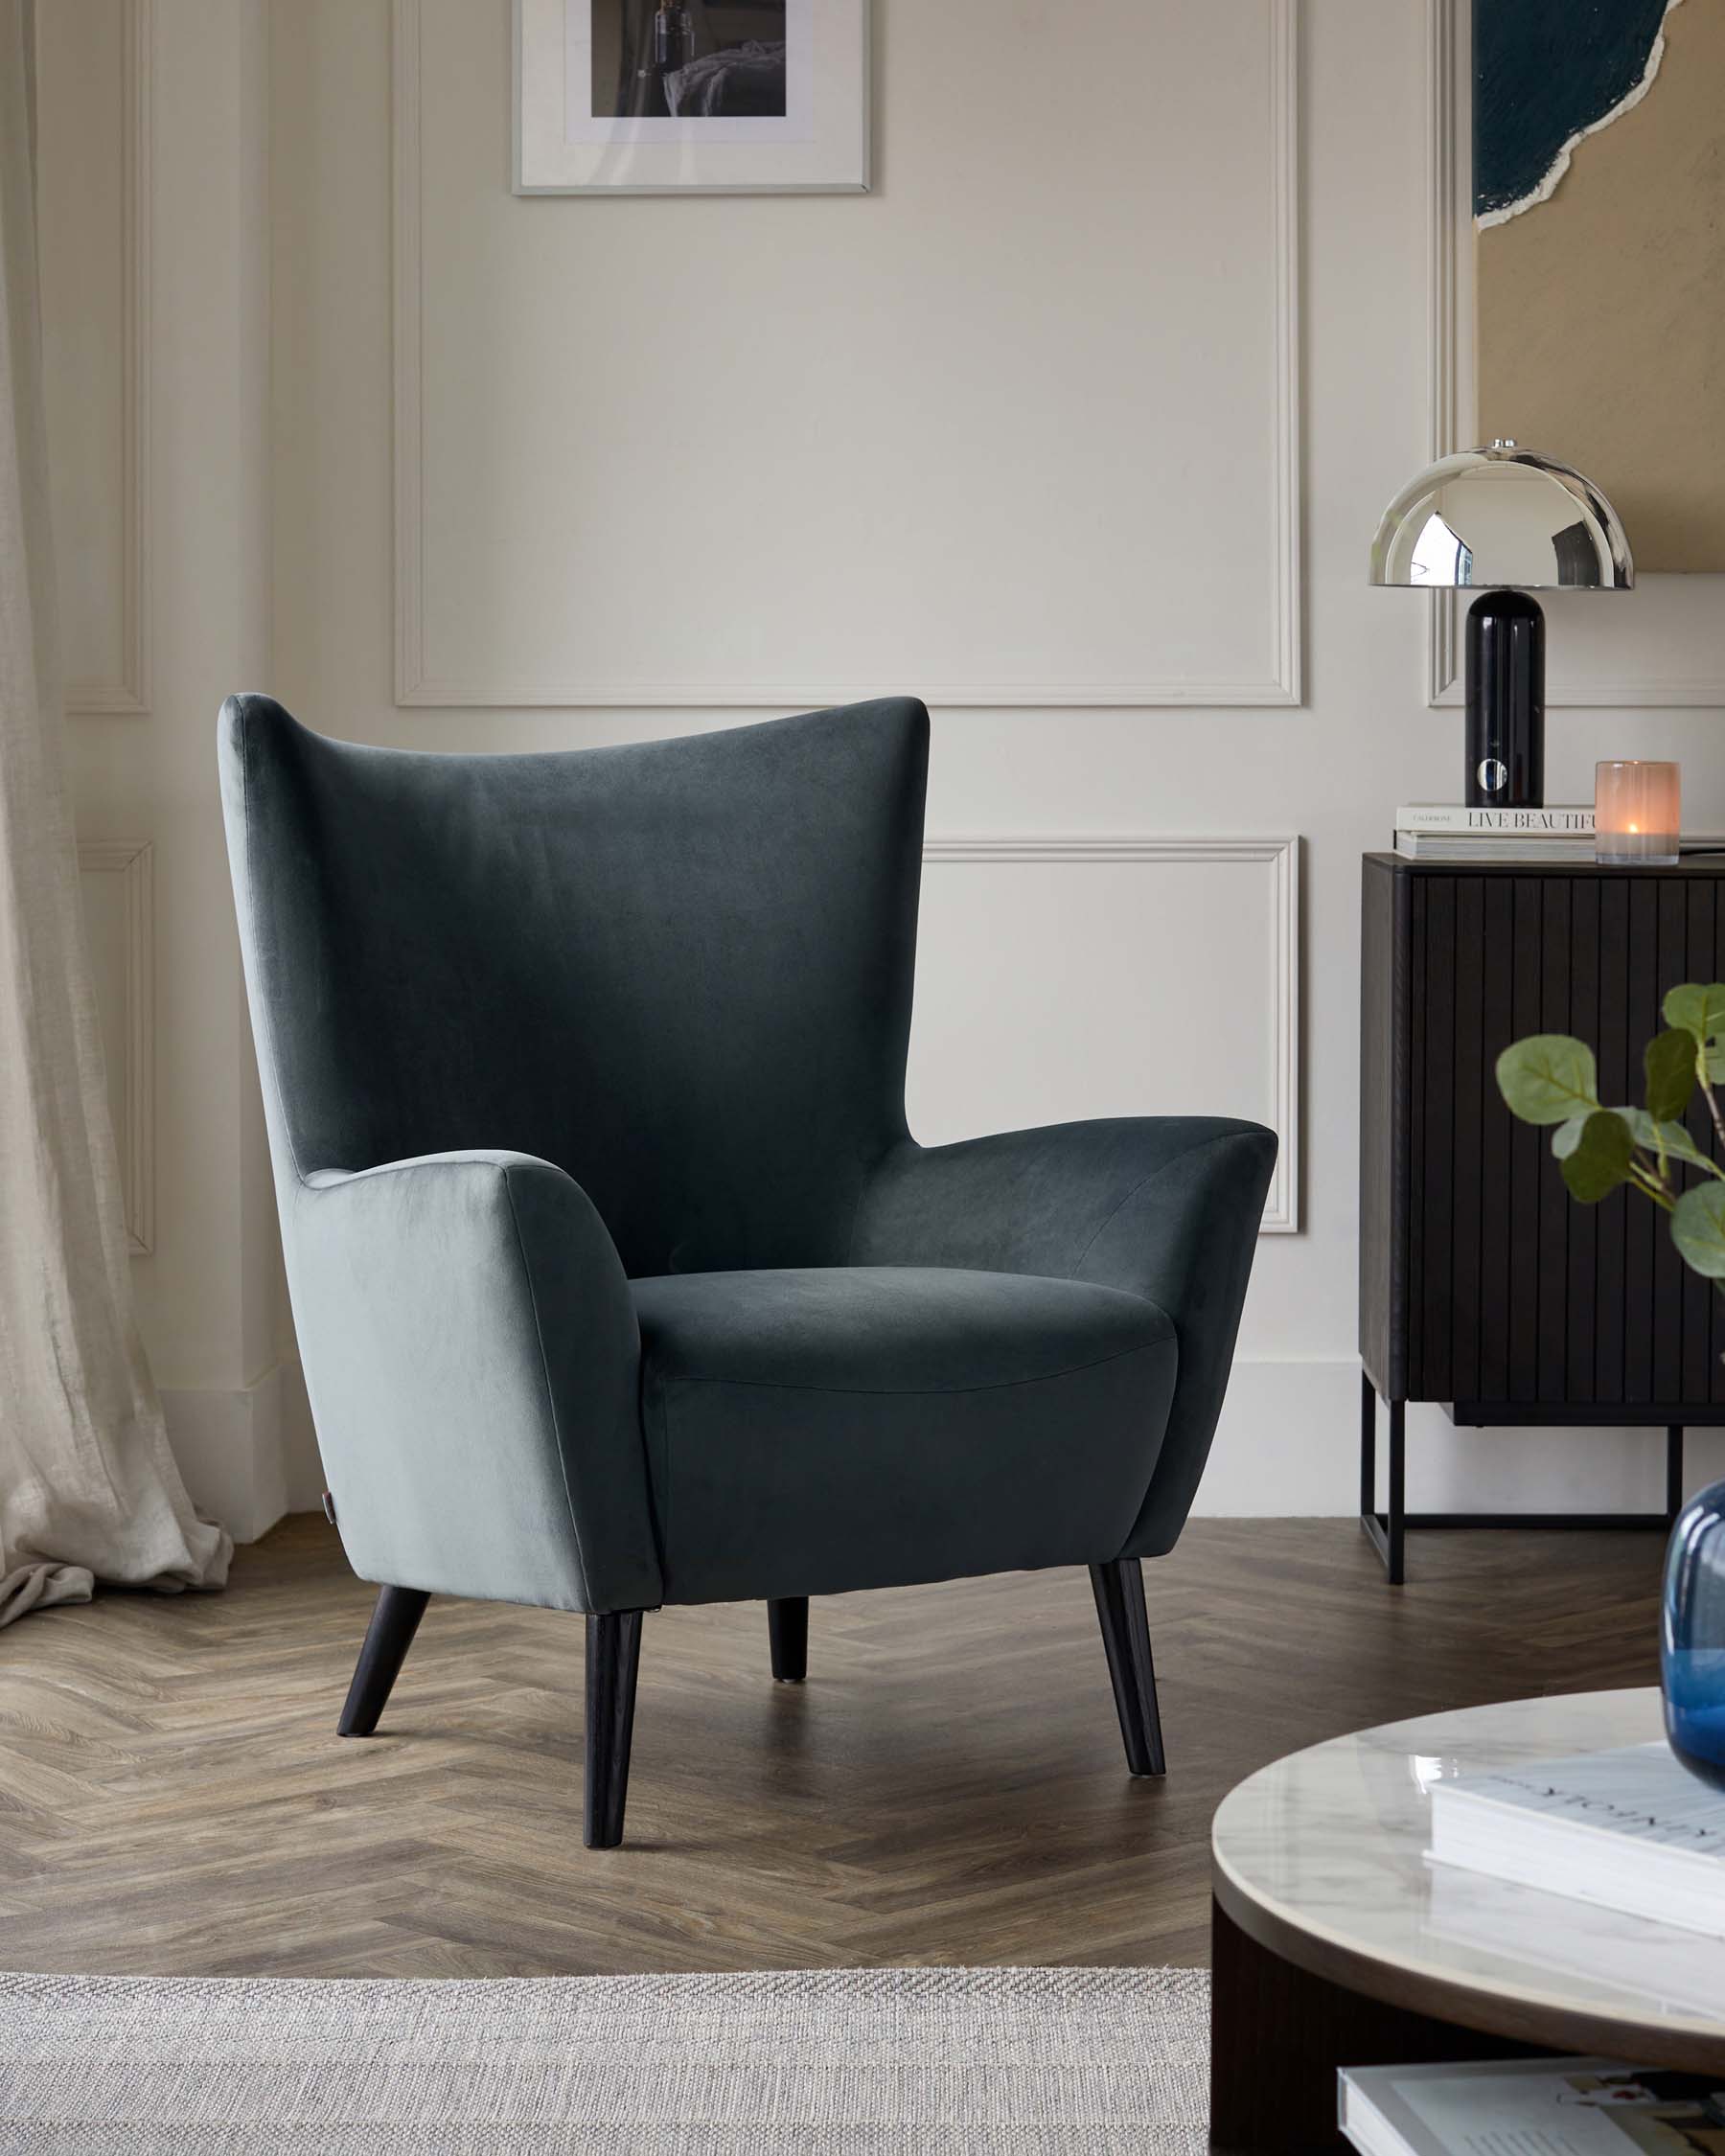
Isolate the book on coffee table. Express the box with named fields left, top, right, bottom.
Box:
left=1339, top=2057, right=1725, bottom=2156
left=1428, top=1741, right=1725, bottom=1938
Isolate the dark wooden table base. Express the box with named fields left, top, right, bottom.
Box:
left=1208, top=1897, right=1546, bottom=2154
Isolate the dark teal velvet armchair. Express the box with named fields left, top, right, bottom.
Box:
left=219, top=695, right=1275, bottom=1846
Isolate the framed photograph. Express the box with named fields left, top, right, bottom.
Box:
left=514, top=0, right=869, bottom=195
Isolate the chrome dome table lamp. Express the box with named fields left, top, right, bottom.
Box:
left=1369, top=441, right=1633, bottom=808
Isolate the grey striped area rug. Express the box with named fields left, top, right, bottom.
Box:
left=0, top=1964, right=1208, bottom=2154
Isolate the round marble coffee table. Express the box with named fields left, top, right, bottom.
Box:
left=1209, top=1689, right=1725, bottom=2154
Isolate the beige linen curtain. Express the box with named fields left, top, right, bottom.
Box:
left=0, top=0, right=229, bottom=1622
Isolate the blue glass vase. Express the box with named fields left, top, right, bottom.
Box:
left=1664, top=1478, right=1725, bottom=1790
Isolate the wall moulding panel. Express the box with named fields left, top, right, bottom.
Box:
left=40, top=0, right=152, bottom=716
left=911, top=837, right=1300, bottom=1232
left=78, top=840, right=155, bottom=1256
left=1424, top=0, right=1725, bottom=710
left=393, top=0, right=1301, bottom=709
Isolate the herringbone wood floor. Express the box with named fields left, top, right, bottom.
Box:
left=0, top=1515, right=1661, bottom=1977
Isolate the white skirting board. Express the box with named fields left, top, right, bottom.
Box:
left=159, top=1364, right=317, bottom=1545
left=1197, top=1359, right=1725, bottom=1517
left=158, top=1373, right=284, bottom=1546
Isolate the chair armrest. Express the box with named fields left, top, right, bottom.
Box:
left=852, top=1117, right=1276, bottom=1556
left=288, top=1150, right=661, bottom=1613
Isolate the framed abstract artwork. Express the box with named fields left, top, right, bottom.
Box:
left=514, top=0, right=869, bottom=195
left=1472, top=0, right=1724, bottom=571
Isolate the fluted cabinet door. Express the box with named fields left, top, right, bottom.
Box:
left=1360, top=856, right=1725, bottom=1420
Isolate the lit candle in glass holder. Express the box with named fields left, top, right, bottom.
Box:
left=1596, top=760, right=1681, bottom=865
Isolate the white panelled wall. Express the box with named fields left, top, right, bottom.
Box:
left=40, top=0, right=1725, bottom=1537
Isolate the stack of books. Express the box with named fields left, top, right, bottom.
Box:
left=1337, top=1744, right=1725, bottom=2156
left=1394, top=804, right=1598, bottom=861
left=1396, top=805, right=1725, bottom=862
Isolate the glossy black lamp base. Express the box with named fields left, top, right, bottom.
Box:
left=1464, top=590, right=1545, bottom=808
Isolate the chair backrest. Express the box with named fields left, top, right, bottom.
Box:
left=219, top=697, right=930, bottom=1277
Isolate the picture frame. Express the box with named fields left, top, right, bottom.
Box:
left=514, top=0, right=869, bottom=195
left=1466, top=0, right=1725, bottom=575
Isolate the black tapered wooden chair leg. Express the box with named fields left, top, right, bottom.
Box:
left=768, top=1596, right=808, bottom=1683
left=585, top=1609, right=644, bottom=1849
left=337, top=1585, right=430, bottom=1736
left=1089, top=1557, right=1166, bottom=1778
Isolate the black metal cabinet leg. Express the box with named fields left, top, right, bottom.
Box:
left=1360, top=1384, right=1407, bottom=1585
left=1386, top=1399, right=1406, bottom=1584
left=585, top=1609, right=644, bottom=1849
left=337, top=1585, right=430, bottom=1736
left=1362, top=1386, right=1685, bottom=1576
left=1089, top=1557, right=1166, bottom=1778
left=768, top=1596, right=808, bottom=1683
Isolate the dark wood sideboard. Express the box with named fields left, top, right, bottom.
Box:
left=1359, top=853, right=1725, bottom=1581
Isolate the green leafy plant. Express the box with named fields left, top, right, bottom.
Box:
left=1497, top=985, right=1725, bottom=1281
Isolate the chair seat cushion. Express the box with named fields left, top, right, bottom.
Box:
left=631, top=1266, right=1178, bottom=1604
